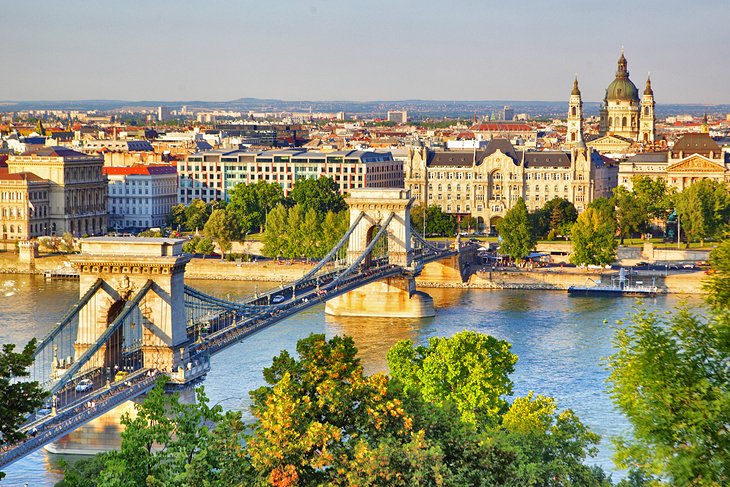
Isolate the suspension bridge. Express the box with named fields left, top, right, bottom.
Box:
left=0, top=189, right=472, bottom=469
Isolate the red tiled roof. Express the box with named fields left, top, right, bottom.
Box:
left=0, top=167, right=47, bottom=182
left=469, top=123, right=534, bottom=132
left=102, top=164, right=177, bottom=176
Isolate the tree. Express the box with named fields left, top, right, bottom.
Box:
left=284, top=205, right=305, bottom=259
left=68, top=377, right=247, bottom=486
left=705, top=238, right=730, bottom=309
left=387, top=330, right=517, bottom=426
left=497, top=198, right=536, bottom=262
left=185, top=199, right=211, bottom=232
left=425, top=205, right=457, bottom=237
left=262, top=203, right=288, bottom=259
left=459, top=215, right=478, bottom=233
left=203, top=209, right=238, bottom=259
left=674, top=179, right=730, bottom=245
left=0, top=339, right=47, bottom=476
left=611, top=186, right=644, bottom=244
left=570, top=207, right=617, bottom=266
left=288, top=176, right=347, bottom=215
left=195, top=237, right=215, bottom=258
left=299, top=207, right=322, bottom=260
left=228, top=181, right=284, bottom=234
left=321, top=210, right=348, bottom=252
left=531, top=198, right=578, bottom=240
left=247, top=334, right=421, bottom=486
left=631, top=176, right=674, bottom=223
left=166, top=204, right=187, bottom=231
left=606, top=305, right=730, bottom=484
left=182, top=236, right=200, bottom=254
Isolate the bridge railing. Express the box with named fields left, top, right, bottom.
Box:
left=0, top=369, right=161, bottom=469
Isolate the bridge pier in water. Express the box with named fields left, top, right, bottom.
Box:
left=49, top=237, right=195, bottom=457
left=325, top=275, right=434, bottom=317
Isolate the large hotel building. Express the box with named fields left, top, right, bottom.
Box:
left=177, top=149, right=402, bottom=204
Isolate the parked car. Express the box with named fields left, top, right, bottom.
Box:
left=75, top=379, right=94, bottom=393
left=272, top=294, right=286, bottom=304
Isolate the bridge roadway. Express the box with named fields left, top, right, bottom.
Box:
left=1, top=245, right=460, bottom=470
left=0, top=369, right=161, bottom=469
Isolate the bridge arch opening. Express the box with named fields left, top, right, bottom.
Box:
left=364, top=224, right=389, bottom=269
left=104, top=300, right=126, bottom=379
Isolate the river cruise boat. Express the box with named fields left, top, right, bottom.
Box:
left=568, top=268, right=658, bottom=297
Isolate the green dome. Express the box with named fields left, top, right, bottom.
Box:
left=606, top=51, right=640, bottom=103
left=606, top=77, right=639, bottom=102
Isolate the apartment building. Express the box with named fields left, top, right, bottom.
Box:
left=104, top=164, right=178, bottom=230
left=178, top=149, right=402, bottom=203
left=0, top=168, right=50, bottom=241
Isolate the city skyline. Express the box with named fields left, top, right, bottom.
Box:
left=2, top=0, right=729, bottom=104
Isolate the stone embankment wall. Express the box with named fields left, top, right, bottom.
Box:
left=417, top=266, right=708, bottom=294
left=0, top=251, right=708, bottom=294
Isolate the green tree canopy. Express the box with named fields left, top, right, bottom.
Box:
left=674, top=179, right=730, bottom=245
left=184, top=199, right=212, bottom=232
left=423, top=205, right=457, bottom=237
left=497, top=198, right=536, bottom=262
left=387, top=330, right=517, bottom=425
left=611, top=186, right=645, bottom=244
left=195, top=236, right=215, bottom=258
left=606, top=305, right=730, bottom=484
left=227, top=181, right=284, bottom=234
left=570, top=207, right=617, bottom=266
left=203, top=209, right=239, bottom=259
left=531, top=197, right=578, bottom=240
left=0, top=339, right=47, bottom=469
left=705, top=237, right=730, bottom=309
left=166, top=203, right=187, bottom=231
left=631, top=175, right=674, bottom=222
left=262, top=203, right=288, bottom=259
left=288, top=176, right=347, bottom=215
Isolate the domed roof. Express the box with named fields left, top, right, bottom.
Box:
left=571, top=76, right=581, bottom=96
left=606, top=51, right=639, bottom=102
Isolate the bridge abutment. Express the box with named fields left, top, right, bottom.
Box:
left=325, top=276, right=435, bottom=317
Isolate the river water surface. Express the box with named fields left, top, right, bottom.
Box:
left=0, top=274, right=703, bottom=485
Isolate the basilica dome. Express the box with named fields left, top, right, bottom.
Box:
left=606, top=52, right=639, bottom=103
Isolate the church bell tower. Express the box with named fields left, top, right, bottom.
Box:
left=567, top=76, right=584, bottom=144
left=639, top=75, right=656, bottom=143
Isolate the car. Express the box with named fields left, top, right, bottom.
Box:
left=272, top=294, right=286, bottom=304
left=75, top=379, right=94, bottom=393
left=114, top=371, right=128, bottom=382
left=697, top=261, right=710, bottom=267
left=636, top=261, right=649, bottom=267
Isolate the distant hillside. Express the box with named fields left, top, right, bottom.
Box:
left=1, top=98, right=728, bottom=119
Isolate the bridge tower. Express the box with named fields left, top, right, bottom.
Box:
left=71, top=237, right=191, bottom=374
left=326, top=189, right=435, bottom=317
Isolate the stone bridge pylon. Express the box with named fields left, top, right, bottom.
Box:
left=70, top=238, right=191, bottom=375
left=325, top=189, right=435, bottom=317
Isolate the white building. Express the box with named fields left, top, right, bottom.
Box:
left=104, top=164, right=178, bottom=230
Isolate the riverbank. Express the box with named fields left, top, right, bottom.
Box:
left=0, top=252, right=708, bottom=294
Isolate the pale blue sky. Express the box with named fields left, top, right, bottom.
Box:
left=3, top=0, right=728, bottom=103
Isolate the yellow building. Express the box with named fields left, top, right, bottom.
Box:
left=404, top=139, right=617, bottom=231
left=618, top=132, right=729, bottom=190
left=7, top=147, right=108, bottom=236
left=0, top=168, right=50, bottom=241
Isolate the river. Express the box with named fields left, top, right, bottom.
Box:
left=0, top=274, right=703, bottom=485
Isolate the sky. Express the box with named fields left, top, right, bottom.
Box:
left=2, top=0, right=728, bottom=104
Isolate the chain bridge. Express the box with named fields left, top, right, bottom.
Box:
left=0, top=189, right=472, bottom=469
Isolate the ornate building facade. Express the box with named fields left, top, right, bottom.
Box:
left=597, top=51, right=655, bottom=143
left=619, top=131, right=730, bottom=191
left=404, top=139, right=617, bottom=231
left=7, top=147, right=108, bottom=236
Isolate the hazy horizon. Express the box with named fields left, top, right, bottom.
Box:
left=4, top=1, right=729, bottom=104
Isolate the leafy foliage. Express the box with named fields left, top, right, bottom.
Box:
left=705, top=238, right=730, bottom=309
left=570, top=206, right=617, bottom=266
left=530, top=197, right=578, bottom=240
left=227, top=180, right=284, bottom=234
left=262, top=203, right=348, bottom=260
left=606, top=303, right=730, bottom=485
left=411, top=204, right=458, bottom=237
left=288, top=176, right=347, bottom=215
left=497, top=198, right=536, bottom=262
left=674, top=179, right=730, bottom=245
left=0, top=339, right=47, bottom=456
left=612, top=186, right=645, bottom=243
left=184, top=199, right=212, bottom=232
left=203, top=209, right=239, bottom=259
left=388, top=331, right=517, bottom=425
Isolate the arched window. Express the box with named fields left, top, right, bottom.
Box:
left=622, top=116, right=627, bottom=128
left=571, top=107, right=576, bottom=116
